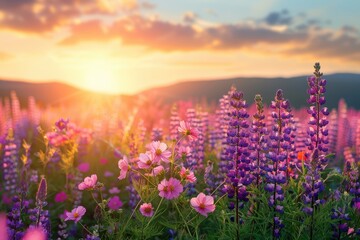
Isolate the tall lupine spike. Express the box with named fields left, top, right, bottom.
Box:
left=303, top=62, right=329, bottom=240
left=343, top=147, right=360, bottom=211
left=327, top=109, right=338, bottom=155
left=249, top=94, right=268, bottom=187
left=216, top=89, right=232, bottom=184
left=170, top=104, right=180, bottom=141
left=151, top=127, right=163, bottom=141
left=335, top=99, right=348, bottom=161
left=36, top=177, right=47, bottom=205
left=2, top=129, right=19, bottom=198
left=265, top=89, right=290, bottom=239
left=28, top=176, right=50, bottom=239
left=355, top=120, right=360, bottom=161
left=223, top=88, right=251, bottom=238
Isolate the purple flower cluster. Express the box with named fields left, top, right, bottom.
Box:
left=265, top=89, right=292, bottom=239
left=303, top=62, right=329, bottom=239
left=249, top=94, right=268, bottom=186
left=224, top=89, right=251, bottom=228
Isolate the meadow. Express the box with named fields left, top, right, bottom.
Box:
left=1, top=63, right=360, bottom=240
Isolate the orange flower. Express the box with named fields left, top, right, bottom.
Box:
left=297, top=151, right=307, bottom=162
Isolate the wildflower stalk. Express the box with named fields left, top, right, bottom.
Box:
left=174, top=201, right=193, bottom=238
left=304, top=63, right=329, bottom=240
left=79, top=222, right=93, bottom=236
left=119, top=199, right=142, bottom=236
left=145, top=197, right=164, bottom=229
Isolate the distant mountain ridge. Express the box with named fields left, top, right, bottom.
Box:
left=141, top=73, right=360, bottom=109
left=0, top=73, right=360, bottom=109
left=0, top=79, right=116, bottom=107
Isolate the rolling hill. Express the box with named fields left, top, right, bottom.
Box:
left=141, top=73, right=360, bottom=109
left=0, top=73, right=359, bottom=109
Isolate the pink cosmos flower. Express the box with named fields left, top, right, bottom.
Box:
left=158, top=178, right=183, bottom=200
left=139, top=203, right=154, bottom=217
left=54, top=191, right=67, bottom=203
left=180, top=167, right=197, bottom=183
left=177, top=146, right=192, bottom=159
left=348, top=228, right=355, bottom=235
left=108, top=196, right=123, bottom=210
left=22, top=227, right=46, bottom=240
left=145, top=165, right=165, bottom=177
left=147, top=141, right=171, bottom=163
left=190, top=193, right=215, bottom=217
left=178, top=121, right=199, bottom=141
left=77, top=162, right=90, bottom=173
left=138, top=152, right=157, bottom=169
left=65, top=206, right=86, bottom=223
left=78, top=174, right=97, bottom=190
left=118, top=156, right=130, bottom=180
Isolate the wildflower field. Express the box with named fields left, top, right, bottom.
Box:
left=1, top=63, right=360, bottom=240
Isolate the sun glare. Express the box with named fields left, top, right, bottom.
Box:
left=83, top=60, right=122, bottom=94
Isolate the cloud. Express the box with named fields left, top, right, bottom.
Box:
left=183, top=12, right=198, bottom=24
left=0, top=0, right=152, bottom=33
left=286, top=30, right=360, bottom=62
left=264, top=9, right=292, bottom=26
left=60, top=14, right=307, bottom=51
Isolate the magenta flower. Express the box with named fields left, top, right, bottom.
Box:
left=78, top=174, right=97, bottom=190
left=190, top=193, right=215, bottom=217
left=54, top=191, right=67, bottom=203
left=77, top=162, right=90, bottom=173
left=100, top=158, right=109, bottom=165
left=355, top=202, right=360, bottom=212
left=147, top=141, right=171, bottom=163
left=138, top=152, right=157, bottom=169
left=118, top=156, right=130, bottom=180
left=179, top=167, right=197, bottom=183
left=0, top=213, right=7, bottom=240
left=139, top=203, right=154, bottom=217
left=108, top=196, right=123, bottom=210
left=177, top=146, right=192, bottom=158
left=22, top=227, right=46, bottom=240
left=65, top=206, right=86, bottom=223
left=55, top=118, right=69, bottom=131
left=178, top=121, right=199, bottom=141
left=158, top=177, right=183, bottom=200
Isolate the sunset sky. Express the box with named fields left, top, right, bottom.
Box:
left=0, top=0, right=359, bottom=94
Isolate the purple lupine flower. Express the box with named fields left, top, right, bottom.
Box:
left=266, top=89, right=292, bottom=239
left=28, top=177, right=51, bottom=239
left=249, top=94, right=268, bottom=187
left=204, top=160, right=216, bottom=194
left=330, top=207, right=354, bottom=239
left=303, top=63, right=329, bottom=240
left=170, top=105, right=180, bottom=141
left=151, top=127, right=163, bottom=141
left=2, top=131, right=20, bottom=198
left=224, top=88, right=251, bottom=235
left=6, top=195, right=30, bottom=240
left=216, top=89, right=232, bottom=184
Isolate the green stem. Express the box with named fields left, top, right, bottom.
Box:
left=119, top=200, right=142, bottom=236
left=145, top=197, right=164, bottom=229
left=132, top=170, right=157, bottom=188
left=174, top=201, right=193, bottom=237
left=79, top=222, right=93, bottom=235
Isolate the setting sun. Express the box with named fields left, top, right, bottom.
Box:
left=83, top=59, right=122, bottom=94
